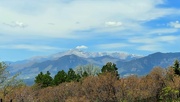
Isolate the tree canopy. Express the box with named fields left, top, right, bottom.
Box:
left=34, top=71, right=53, bottom=88
left=101, top=62, right=119, bottom=78
left=53, top=70, right=67, bottom=85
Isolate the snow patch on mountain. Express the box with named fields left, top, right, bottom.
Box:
left=50, top=49, right=142, bottom=60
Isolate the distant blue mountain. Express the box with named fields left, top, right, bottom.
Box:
left=7, top=50, right=180, bottom=85
left=116, top=52, right=180, bottom=76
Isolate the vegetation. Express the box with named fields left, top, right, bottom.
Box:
left=34, top=71, right=53, bottom=88
left=53, top=70, right=67, bottom=85
left=1, top=60, right=180, bottom=101
left=101, top=62, right=119, bottom=78
left=0, top=62, right=23, bottom=101
left=75, top=64, right=101, bottom=76
left=173, top=59, right=180, bottom=76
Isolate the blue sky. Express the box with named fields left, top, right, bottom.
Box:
left=0, top=0, right=180, bottom=61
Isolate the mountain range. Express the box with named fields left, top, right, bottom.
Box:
left=117, top=52, right=180, bottom=76
left=6, top=49, right=180, bottom=85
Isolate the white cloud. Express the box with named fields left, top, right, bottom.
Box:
left=137, top=44, right=162, bottom=51
left=147, top=28, right=178, bottom=35
left=3, top=21, right=27, bottom=28
left=97, top=43, right=129, bottom=49
left=158, top=36, right=177, bottom=42
left=0, top=0, right=178, bottom=39
left=0, top=44, right=61, bottom=51
left=129, top=35, right=179, bottom=52
left=129, top=35, right=177, bottom=44
left=75, top=45, right=88, bottom=49
left=168, top=21, right=180, bottom=29
left=105, top=21, right=122, bottom=27
left=14, top=21, right=27, bottom=28
left=0, top=0, right=180, bottom=55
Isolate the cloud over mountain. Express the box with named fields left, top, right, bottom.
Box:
left=76, top=45, right=88, bottom=49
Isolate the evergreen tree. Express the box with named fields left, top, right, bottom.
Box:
left=173, top=60, right=180, bottom=75
left=34, top=72, right=44, bottom=85
left=44, top=71, right=53, bottom=86
left=53, top=70, right=67, bottom=85
left=35, top=71, right=53, bottom=88
left=101, top=62, right=117, bottom=72
left=76, top=74, right=81, bottom=82
left=66, top=68, right=79, bottom=82
left=82, top=71, right=89, bottom=77
left=101, top=62, right=119, bottom=78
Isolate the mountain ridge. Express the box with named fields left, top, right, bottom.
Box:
left=26, top=49, right=142, bottom=62
left=6, top=50, right=180, bottom=85
left=116, top=52, right=180, bottom=76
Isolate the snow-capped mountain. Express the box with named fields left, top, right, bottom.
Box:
left=8, top=49, right=140, bottom=75
left=50, top=49, right=142, bottom=60
left=7, top=51, right=180, bottom=86
left=7, top=49, right=142, bottom=85
left=24, top=49, right=141, bottom=62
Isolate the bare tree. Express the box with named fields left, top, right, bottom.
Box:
left=75, top=64, right=101, bottom=76
left=0, top=62, right=23, bottom=101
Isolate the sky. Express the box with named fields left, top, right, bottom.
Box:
left=0, top=0, right=180, bottom=61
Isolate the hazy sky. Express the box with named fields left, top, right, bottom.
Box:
left=0, top=0, right=180, bottom=61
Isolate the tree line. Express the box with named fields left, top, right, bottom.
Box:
left=34, top=62, right=118, bottom=88
left=1, top=60, right=180, bottom=101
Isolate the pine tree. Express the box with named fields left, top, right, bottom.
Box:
left=53, top=70, right=67, bottom=85
left=34, top=72, right=44, bottom=84
left=101, top=62, right=119, bottom=78
left=35, top=71, right=53, bottom=88
left=66, top=68, right=79, bottom=82
left=101, top=62, right=118, bottom=73
left=82, top=71, right=89, bottom=77
left=173, top=60, right=180, bottom=76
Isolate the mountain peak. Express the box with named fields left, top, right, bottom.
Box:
left=50, top=49, right=141, bottom=61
